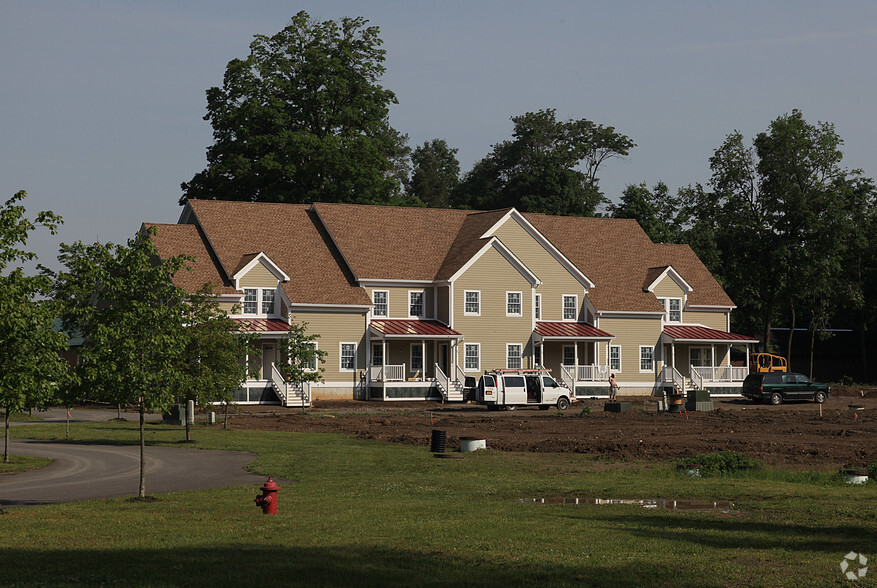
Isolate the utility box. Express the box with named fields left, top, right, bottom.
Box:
left=162, top=404, right=186, bottom=426
left=686, top=390, right=713, bottom=412
left=604, top=401, right=632, bottom=413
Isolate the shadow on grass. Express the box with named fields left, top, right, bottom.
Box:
left=1, top=544, right=729, bottom=587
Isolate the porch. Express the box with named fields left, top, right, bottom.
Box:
left=661, top=325, right=759, bottom=396
left=367, top=319, right=464, bottom=401
left=533, top=321, right=614, bottom=397
left=231, top=318, right=309, bottom=407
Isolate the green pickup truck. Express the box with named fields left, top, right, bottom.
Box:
left=742, top=372, right=830, bottom=405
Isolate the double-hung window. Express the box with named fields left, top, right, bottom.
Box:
left=302, top=342, right=318, bottom=371
left=658, top=297, right=682, bottom=323
left=410, top=345, right=424, bottom=372
left=563, top=295, right=578, bottom=321
left=506, top=344, right=522, bottom=369
left=608, top=345, right=621, bottom=372
left=535, top=294, right=541, bottom=320
left=243, top=289, right=258, bottom=314
left=464, top=291, right=480, bottom=315
left=409, top=291, right=424, bottom=318
left=373, top=291, right=388, bottom=317
left=639, top=346, right=654, bottom=372
left=506, top=292, right=522, bottom=316
left=464, top=343, right=480, bottom=371
left=243, top=287, right=276, bottom=315
left=340, top=343, right=356, bottom=371
left=562, top=345, right=576, bottom=366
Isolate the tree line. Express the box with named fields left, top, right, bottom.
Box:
left=182, top=12, right=877, bottom=379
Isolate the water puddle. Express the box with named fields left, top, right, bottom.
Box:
left=521, top=497, right=739, bottom=513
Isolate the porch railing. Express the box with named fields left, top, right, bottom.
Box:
left=369, top=364, right=406, bottom=382
left=662, top=365, right=686, bottom=393
left=435, top=363, right=449, bottom=396
left=559, top=365, right=575, bottom=391
left=691, top=366, right=750, bottom=384
left=270, top=363, right=288, bottom=404
left=577, top=364, right=609, bottom=382
left=456, top=365, right=467, bottom=386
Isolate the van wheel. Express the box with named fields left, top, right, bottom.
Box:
left=556, top=397, right=570, bottom=411
left=814, top=391, right=827, bottom=404
left=769, top=392, right=783, bottom=405
left=505, top=405, right=517, bottom=411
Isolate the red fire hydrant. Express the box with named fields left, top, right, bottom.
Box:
left=254, top=477, right=279, bottom=515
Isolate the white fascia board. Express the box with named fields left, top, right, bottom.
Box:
left=687, top=304, right=736, bottom=311
left=480, top=208, right=594, bottom=290
left=289, top=303, right=372, bottom=313
left=645, top=265, right=692, bottom=293
left=311, top=204, right=360, bottom=283
left=447, top=237, right=541, bottom=286
left=232, top=252, right=290, bottom=289
left=597, top=310, right=666, bottom=318
left=358, top=279, right=435, bottom=288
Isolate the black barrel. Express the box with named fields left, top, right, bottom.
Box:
left=430, top=429, right=447, bottom=453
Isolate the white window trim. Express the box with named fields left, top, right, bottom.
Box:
left=608, top=344, right=622, bottom=373
left=639, top=345, right=654, bottom=373
left=240, top=287, right=278, bottom=317
left=689, top=346, right=713, bottom=368
left=410, top=344, right=424, bottom=373
left=372, top=290, right=389, bottom=317
left=303, top=341, right=318, bottom=372
left=339, top=342, right=357, bottom=372
left=464, top=290, right=481, bottom=316
left=371, top=343, right=384, bottom=367
left=506, top=291, right=523, bottom=317
left=562, top=344, right=576, bottom=366
left=658, top=297, right=683, bottom=323
left=408, top=290, right=425, bottom=318
left=562, top=294, right=578, bottom=321
left=506, top=343, right=522, bottom=369
left=463, top=342, right=481, bottom=372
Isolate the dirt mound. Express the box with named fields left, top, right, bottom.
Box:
left=229, top=395, right=877, bottom=471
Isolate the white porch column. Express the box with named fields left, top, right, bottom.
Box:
left=421, top=339, right=426, bottom=381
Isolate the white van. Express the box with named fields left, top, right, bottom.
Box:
left=476, top=369, right=572, bottom=411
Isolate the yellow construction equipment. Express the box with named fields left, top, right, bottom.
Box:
left=751, top=353, right=787, bottom=373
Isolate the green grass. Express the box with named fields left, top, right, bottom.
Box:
left=0, top=454, right=53, bottom=474
left=3, top=421, right=876, bottom=587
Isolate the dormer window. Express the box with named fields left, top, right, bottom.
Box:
left=658, top=297, right=682, bottom=323
left=242, top=287, right=277, bottom=316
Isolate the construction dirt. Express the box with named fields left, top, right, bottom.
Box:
left=227, top=388, right=877, bottom=471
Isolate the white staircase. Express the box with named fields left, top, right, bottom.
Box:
left=434, top=364, right=464, bottom=402
left=270, top=363, right=311, bottom=407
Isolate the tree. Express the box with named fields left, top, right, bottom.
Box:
left=691, top=111, right=875, bottom=376
left=177, top=286, right=260, bottom=441
left=0, top=191, right=68, bottom=464
left=278, top=319, right=327, bottom=411
left=609, top=181, right=683, bottom=243
left=406, top=139, right=460, bottom=208
left=181, top=11, right=405, bottom=206
left=453, top=109, right=635, bottom=216
left=56, top=229, right=192, bottom=497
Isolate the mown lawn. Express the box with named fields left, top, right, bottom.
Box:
left=2, top=421, right=875, bottom=587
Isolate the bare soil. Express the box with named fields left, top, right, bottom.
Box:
left=227, top=387, right=877, bottom=471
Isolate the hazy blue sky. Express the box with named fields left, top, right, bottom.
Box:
left=4, top=1, right=877, bottom=272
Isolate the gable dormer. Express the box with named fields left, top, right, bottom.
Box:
left=232, top=252, right=290, bottom=318
left=644, top=265, right=692, bottom=323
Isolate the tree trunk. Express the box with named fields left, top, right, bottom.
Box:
left=118, top=403, right=122, bottom=420
left=139, top=401, right=146, bottom=498
left=3, top=410, right=9, bottom=464
left=861, top=309, right=869, bottom=383
left=185, top=408, right=191, bottom=442
left=809, top=328, right=817, bottom=380
left=66, top=405, right=70, bottom=438
left=786, top=301, right=796, bottom=372
left=224, top=401, right=229, bottom=430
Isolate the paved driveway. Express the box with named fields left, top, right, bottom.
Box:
left=2, top=408, right=266, bottom=508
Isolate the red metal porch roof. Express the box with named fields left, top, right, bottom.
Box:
left=231, top=318, right=290, bottom=333
left=370, top=319, right=462, bottom=338
left=663, top=325, right=758, bottom=343
left=534, top=321, right=614, bottom=339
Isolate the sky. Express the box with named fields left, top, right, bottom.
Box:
left=4, top=1, right=877, bottom=273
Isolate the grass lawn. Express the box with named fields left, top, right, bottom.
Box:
left=2, top=421, right=875, bottom=587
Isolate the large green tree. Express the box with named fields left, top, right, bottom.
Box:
left=278, top=319, right=327, bottom=411
left=690, top=110, right=875, bottom=375
left=0, top=191, right=68, bottom=462
left=181, top=11, right=405, bottom=205
left=406, top=139, right=460, bottom=208
left=454, top=109, right=635, bottom=215
left=56, top=229, right=192, bottom=497
left=608, top=181, right=684, bottom=243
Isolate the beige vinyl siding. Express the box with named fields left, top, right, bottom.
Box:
left=492, top=218, right=587, bottom=321
left=289, top=311, right=368, bottom=382
left=598, top=315, right=662, bottom=378
left=684, top=310, right=728, bottom=331
left=365, top=286, right=434, bottom=319
left=239, top=263, right=279, bottom=288
left=219, top=300, right=238, bottom=314
left=652, top=276, right=685, bottom=298
left=453, top=246, right=533, bottom=371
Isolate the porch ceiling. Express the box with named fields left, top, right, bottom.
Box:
left=231, top=318, right=290, bottom=334
left=663, top=324, right=758, bottom=344
left=370, top=319, right=463, bottom=339
left=534, top=321, right=614, bottom=341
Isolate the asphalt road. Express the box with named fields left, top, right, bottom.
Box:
left=1, top=408, right=266, bottom=508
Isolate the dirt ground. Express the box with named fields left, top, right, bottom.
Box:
left=227, top=387, right=877, bottom=471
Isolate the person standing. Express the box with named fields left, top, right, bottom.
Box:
left=609, top=373, right=619, bottom=401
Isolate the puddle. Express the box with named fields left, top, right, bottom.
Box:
left=521, top=497, right=739, bottom=513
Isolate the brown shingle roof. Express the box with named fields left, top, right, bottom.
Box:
left=183, top=200, right=370, bottom=306
left=144, top=223, right=236, bottom=295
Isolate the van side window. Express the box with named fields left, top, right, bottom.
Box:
left=505, top=376, right=525, bottom=388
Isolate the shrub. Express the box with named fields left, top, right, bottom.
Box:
left=579, top=406, right=591, bottom=417
left=690, top=451, right=761, bottom=477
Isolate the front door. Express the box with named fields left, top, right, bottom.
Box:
left=439, top=343, right=449, bottom=377
left=262, top=344, right=275, bottom=380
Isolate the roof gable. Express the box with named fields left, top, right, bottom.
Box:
left=448, top=236, right=541, bottom=286
left=644, top=265, right=692, bottom=294
left=232, top=252, right=290, bottom=289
